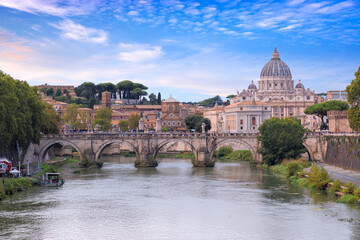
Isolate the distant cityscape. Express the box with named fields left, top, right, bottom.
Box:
left=37, top=48, right=350, bottom=134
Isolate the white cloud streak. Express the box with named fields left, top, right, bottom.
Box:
left=51, top=19, right=108, bottom=44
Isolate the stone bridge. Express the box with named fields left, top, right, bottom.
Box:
left=24, top=132, right=328, bottom=167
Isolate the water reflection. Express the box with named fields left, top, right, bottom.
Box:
left=1, top=157, right=360, bottom=240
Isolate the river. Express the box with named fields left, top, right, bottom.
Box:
left=1, top=157, right=360, bottom=240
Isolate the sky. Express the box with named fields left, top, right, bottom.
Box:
left=0, top=0, right=359, bottom=102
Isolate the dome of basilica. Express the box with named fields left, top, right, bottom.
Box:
left=260, top=47, right=292, bottom=79
left=295, top=79, right=304, bottom=88
left=248, top=80, right=257, bottom=90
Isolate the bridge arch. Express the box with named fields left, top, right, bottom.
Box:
left=302, top=142, right=314, bottom=161
left=211, top=138, right=257, bottom=161
left=95, top=140, right=138, bottom=163
left=153, top=139, right=197, bottom=160
left=39, top=140, right=82, bottom=164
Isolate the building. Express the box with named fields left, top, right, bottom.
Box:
left=328, top=110, right=352, bottom=133
left=326, top=90, right=347, bottom=101
left=204, top=101, right=271, bottom=133
left=102, top=91, right=111, bottom=109
left=37, top=84, right=76, bottom=97
left=230, top=47, right=317, bottom=124
left=161, top=96, right=187, bottom=131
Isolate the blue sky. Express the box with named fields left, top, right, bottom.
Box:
left=0, top=0, right=359, bottom=102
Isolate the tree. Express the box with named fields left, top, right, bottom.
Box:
left=94, top=107, right=112, bottom=131
left=257, top=117, right=308, bottom=166
left=75, top=82, right=96, bottom=100
left=116, top=80, right=134, bottom=103
left=0, top=70, right=47, bottom=163
left=118, top=120, right=129, bottom=132
left=304, top=100, right=349, bottom=129
left=63, top=89, right=69, bottom=95
left=131, top=87, right=147, bottom=100
left=149, top=93, right=157, bottom=104
left=55, top=89, right=62, bottom=97
left=185, top=115, right=211, bottom=133
left=46, top=88, right=54, bottom=96
left=128, top=113, right=140, bottom=130
left=346, top=66, right=360, bottom=132
left=41, top=102, right=60, bottom=134
left=226, top=94, right=236, bottom=99
left=157, top=92, right=162, bottom=104
left=62, top=104, right=80, bottom=129
left=198, top=95, right=223, bottom=107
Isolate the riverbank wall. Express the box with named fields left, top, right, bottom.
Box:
left=325, top=136, right=360, bottom=171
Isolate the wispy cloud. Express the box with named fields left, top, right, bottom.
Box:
left=117, top=43, right=164, bottom=63
left=0, top=0, right=99, bottom=17
left=0, top=29, right=32, bottom=60
left=50, top=19, right=108, bottom=44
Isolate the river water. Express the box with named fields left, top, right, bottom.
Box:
left=1, top=157, right=360, bottom=240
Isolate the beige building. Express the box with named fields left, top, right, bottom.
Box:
left=230, top=47, right=317, bottom=123
left=204, top=101, right=271, bottom=133
left=328, top=110, right=353, bottom=133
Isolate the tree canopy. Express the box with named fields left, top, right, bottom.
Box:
left=94, top=107, right=112, bottom=131
left=304, top=100, right=349, bottom=128
left=118, top=120, right=129, bottom=132
left=257, top=117, right=308, bottom=165
left=0, top=70, right=59, bottom=162
left=129, top=113, right=140, bottom=130
left=185, top=115, right=211, bottom=133
left=198, top=95, right=223, bottom=107
left=346, top=66, right=360, bottom=132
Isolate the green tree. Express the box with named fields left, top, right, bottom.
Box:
left=226, top=94, right=236, bottom=99
left=0, top=71, right=46, bottom=162
left=128, top=113, right=140, bottom=130
left=257, top=117, right=308, bottom=165
left=116, top=80, right=134, bottom=103
left=131, top=87, right=147, bottom=100
left=94, top=107, right=112, bottom=131
left=304, top=100, right=349, bottom=129
left=118, top=120, right=129, bottom=132
left=75, top=82, right=96, bottom=100
left=63, top=89, right=69, bottom=95
left=161, top=126, right=171, bottom=132
left=157, top=92, right=162, bottom=104
left=46, top=87, right=54, bottom=96
left=346, top=66, right=360, bottom=132
left=185, top=115, right=211, bottom=132
left=148, top=93, right=157, bottom=104
left=55, top=89, right=62, bottom=97
left=41, top=102, right=60, bottom=134
left=62, top=104, right=80, bottom=129
left=198, top=95, right=223, bottom=107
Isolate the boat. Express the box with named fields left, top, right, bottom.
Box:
left=33, top=173, right=65, bottom=187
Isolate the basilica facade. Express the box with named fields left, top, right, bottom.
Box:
left=205, top=47, right=317, bottom=133
left=231, top=47, right=317, bottom=123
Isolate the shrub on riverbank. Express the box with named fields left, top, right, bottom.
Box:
left=0, top=178, right=33, bottom=200
left=337, top=194, right=358, bottom=204
left=36, top=164, right=58, bottom=176
left=329, top=180, right=343, bottom=192
left=214, top=146, right=233, bottom=159
left=267, top=159, right=310, bottom=177
left=308, top=164, right=330, bottom=190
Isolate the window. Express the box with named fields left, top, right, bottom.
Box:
left=307, top=96, right=310, bottom=100
left=274, top=107, right=278, bottom=112
left=281, top=83, right=283, bottom=87
left=163, top=122, right=166, bottom=126
left=177, top=121, right=180, bottom=126
left=240, top=127, right=243, bottom=130
left=265, top=107, right=267, bottom=110
left=298, top=90, right=301, bottom=94
left=269, top=84, right=271, bottom=87
left=242, top=97, right=246, bottom=100
left=281, top=108, right=284, bottom=113
left=289, top=107, right=293, bottom=112
left=240, top=107, right=243, bottom=110
left=173, top=121, right=176, bottom=126
left=240, top=119, right=243, bottom=124
left=252, top=117, right=256, bottom=125
left=170, top=113, right=173, bottom=118
left=169, top=106, right=173, bottom=111
left=275, top=84, right=277, bottom=87
left=168, top=121, right=171, bottom=126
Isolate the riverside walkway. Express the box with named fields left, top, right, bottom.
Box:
left=317, top=163, right=360, bottom=186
